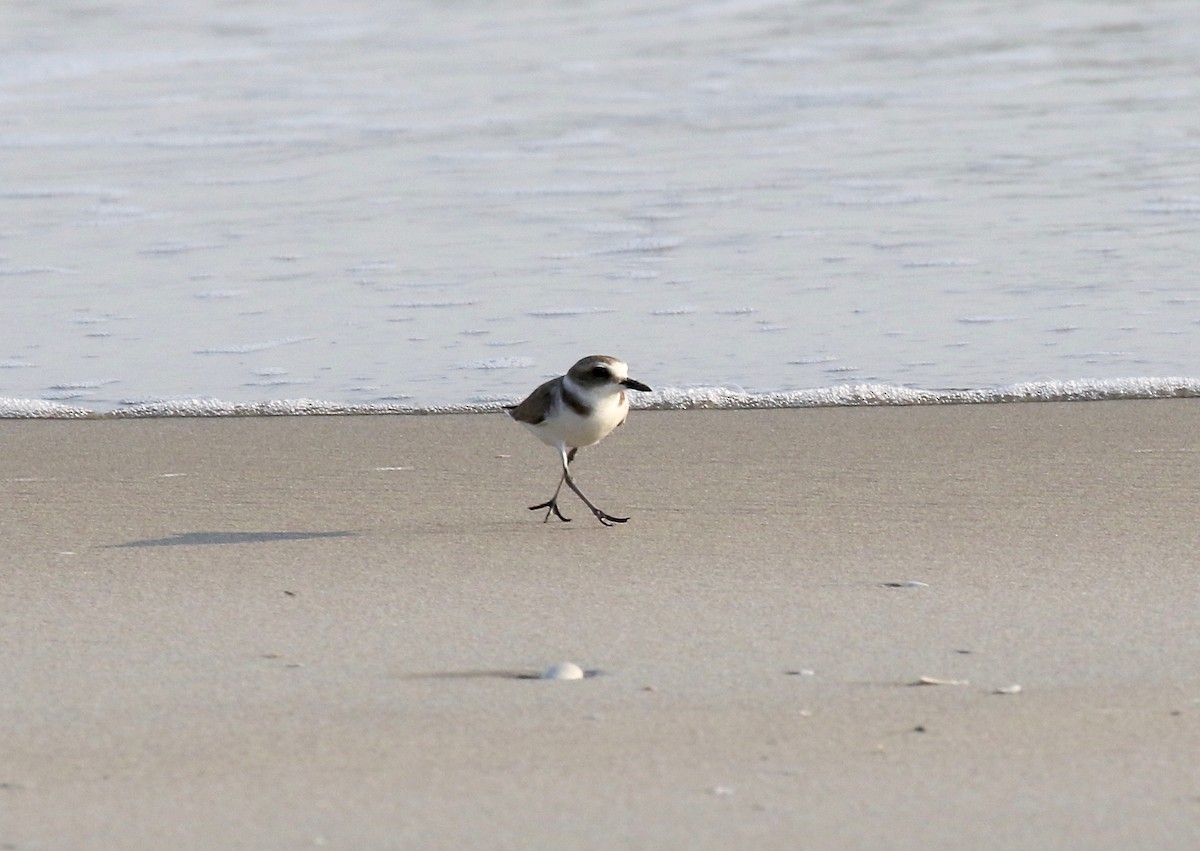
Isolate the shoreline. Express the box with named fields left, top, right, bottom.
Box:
left=2, top=375, right=1200, bottom=419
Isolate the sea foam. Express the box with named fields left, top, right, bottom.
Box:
left=1, top=378, right=1197, bottom=419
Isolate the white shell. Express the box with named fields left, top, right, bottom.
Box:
left=541, top=661, right=585, bottom=680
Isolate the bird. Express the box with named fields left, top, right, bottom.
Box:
left=508, top=355, right=651, bottom=526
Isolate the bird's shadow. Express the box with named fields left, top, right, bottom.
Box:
left=106, top=530, right=356, bottom=548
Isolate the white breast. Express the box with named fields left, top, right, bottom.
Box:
left=526, top=385, right=628, bottom=449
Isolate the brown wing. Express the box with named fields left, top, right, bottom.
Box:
left=508, top=378, right=557, bottom=424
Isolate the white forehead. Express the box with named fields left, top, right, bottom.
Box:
left=569, top=355, right=630, bottom=384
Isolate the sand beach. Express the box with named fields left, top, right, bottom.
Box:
left=2, top=401, right=1199, bottom=849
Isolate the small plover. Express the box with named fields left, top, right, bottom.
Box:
left=508, top=355, right=651, bottom=525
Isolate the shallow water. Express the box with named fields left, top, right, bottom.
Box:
left=3, top=0, right=1198, bottom=414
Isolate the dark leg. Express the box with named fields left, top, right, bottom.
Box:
left=561, top=450, right=629, bottom=526
left=529, top=470, right=570, bottom=522
left=528, top=446, right=577, bottom=522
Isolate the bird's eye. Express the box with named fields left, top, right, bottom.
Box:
left=590, top=365, right=609, bottom=379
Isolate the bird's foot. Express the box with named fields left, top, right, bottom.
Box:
left=529, top=499, right=571, bottom=523
left=590, top=508, right=629, bottom=526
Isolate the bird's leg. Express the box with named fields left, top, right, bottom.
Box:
left=561, top=448, right=629, bottom=526
left=528, top=446, right=574, bottom=522
left=528, top=472, right=570, bottom=522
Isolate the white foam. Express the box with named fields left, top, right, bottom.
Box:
left=526, top=307, right=618, bottom=318
left=591, top=236, right=686, bottom=255
left=195, top=337, right=314, bottom=354
left=633, top=378, right=1200, bottom=409
left=459, top=357, right=535, bottom=370
left=0, top=398, right=95, bottom=418
left=391, top=300, right=479, bottom=309
left=2, top=378, right=1197, bottom=419
left=0, top=265, right=78, bottom=276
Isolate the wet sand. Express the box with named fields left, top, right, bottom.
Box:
left=3, top=401, right=1200, bottom=850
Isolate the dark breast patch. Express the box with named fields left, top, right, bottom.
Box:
left=560, top=381, right=592, bottom=417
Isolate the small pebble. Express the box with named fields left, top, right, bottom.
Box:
left=541, top=661, right=584, bottom=681
left=993, top=684, right=1022, bottom=695
left=881, top=580, right=928, bottom=588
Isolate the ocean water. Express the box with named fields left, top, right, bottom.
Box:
left=2, top=0, right=1198, bottom=417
